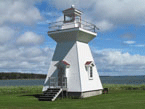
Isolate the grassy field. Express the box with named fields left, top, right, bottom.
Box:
left=0, top=84, right=145, bottom=109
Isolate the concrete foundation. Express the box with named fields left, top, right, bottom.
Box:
left=68, top=89, right=102, bottom=98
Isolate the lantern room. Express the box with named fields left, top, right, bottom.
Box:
left=63, top=5, right=82, bottom=23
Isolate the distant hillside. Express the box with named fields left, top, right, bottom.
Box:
left=0, top=72, right=46, bottom=80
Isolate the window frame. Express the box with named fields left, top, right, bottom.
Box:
left=85, top=62, right=94, bottom=80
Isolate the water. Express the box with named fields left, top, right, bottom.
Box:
left=0, top=76, right=145, bottom=86
left=0, top=79, right=45, bottom=86
left=100, top=76, right=145, bottom=85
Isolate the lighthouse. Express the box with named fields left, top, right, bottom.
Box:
left=42, top=5, right=103, bottom=100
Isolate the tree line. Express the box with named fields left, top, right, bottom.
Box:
left=0, top=72, right=46, bottom=80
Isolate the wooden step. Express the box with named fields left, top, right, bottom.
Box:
left=38, top=88, right=62, bottom=101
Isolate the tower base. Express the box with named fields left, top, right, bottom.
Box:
left=68, top=90, right=102, bottom=98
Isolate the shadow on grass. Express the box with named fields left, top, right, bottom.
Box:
left=19, top=94, right=42, bottom=99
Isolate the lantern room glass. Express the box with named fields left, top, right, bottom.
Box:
left=64, top=14, right=81, bottom=23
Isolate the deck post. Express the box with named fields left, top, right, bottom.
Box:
left=62, top=90, right=63, bottom=98
left=49, top=77, right=50, bottom=88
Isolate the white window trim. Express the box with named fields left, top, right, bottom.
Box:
left=85, top=61, right=95, bottom=80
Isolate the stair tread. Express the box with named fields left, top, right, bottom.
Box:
left=44, top=94, right=56, bottom=96
left=39, top=88, right=62, bottom=101
left=40, top=96, right=53, bottom=99
left=44, top=93, right=57, bottom=95
left=45, top=91, right=59, bottom=93
left=45, top=91, right=58, bottom=92
left=47, top=89, right=60, bottom=90
left=40, top=95, right=54, bottom=97
left=44, top=92, right=58, bottom=93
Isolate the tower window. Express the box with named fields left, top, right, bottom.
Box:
left=85, top=61, right=94, bottom=80
left=90, top=66, right=93, bottom=78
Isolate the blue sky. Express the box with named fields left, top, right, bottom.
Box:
left=0, top=0, right=145, bottom=76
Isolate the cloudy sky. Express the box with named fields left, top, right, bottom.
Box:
left=0, top=0, right=145, bottom=76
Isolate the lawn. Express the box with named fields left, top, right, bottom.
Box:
left=0, top=85, right=145, bottom=109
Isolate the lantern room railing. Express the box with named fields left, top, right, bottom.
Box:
left=48, top=18, right=99, bottom=33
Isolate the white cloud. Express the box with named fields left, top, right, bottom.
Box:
left=0, top=26, right=15, bottom=44
left=0, top=1, right=145, bottom=76
left=50, top=0, right=79, bottom=9
left=95, top=20, right=114, bottom=31
left=49, top=0, right=145, bottom=31
left=134, top=44, right=145, bottom=47
left=123, top=41, right=136, bottom=45
left=0, top=1, right=52, bottom=74
left=0, top=44, right=53, bottom=74
left=0, top=0, right=42, bottom=25
left=93, top=50, right=145, bottom=75
left=120, top=33, right=136, bottom=39
left=0, top=41, right=145, bottom=75
left=16, top=32, right=44, bottom=46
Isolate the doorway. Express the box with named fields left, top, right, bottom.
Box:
left=58, top=66, right=65, bottom=87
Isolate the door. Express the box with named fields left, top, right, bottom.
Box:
left=58, top=66, right=65, bottom=87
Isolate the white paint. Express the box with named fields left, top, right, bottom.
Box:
left=43, top=7, right=103, bottom=93
left=77, top=41, right=103, bottom=91
left=43, top=33, right=103, bottom=92
left=48, top=28, right=96, bottom=43
left=62, top=22, right=79, bottom=29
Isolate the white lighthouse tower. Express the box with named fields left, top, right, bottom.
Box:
left=42, top=5, right=103, bottom=100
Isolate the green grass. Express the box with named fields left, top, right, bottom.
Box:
left=0, top=85, right=42, bottom=95
left=103, top=84, right=145, bottom=90
left=0, top=84, right=145, bottom=109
